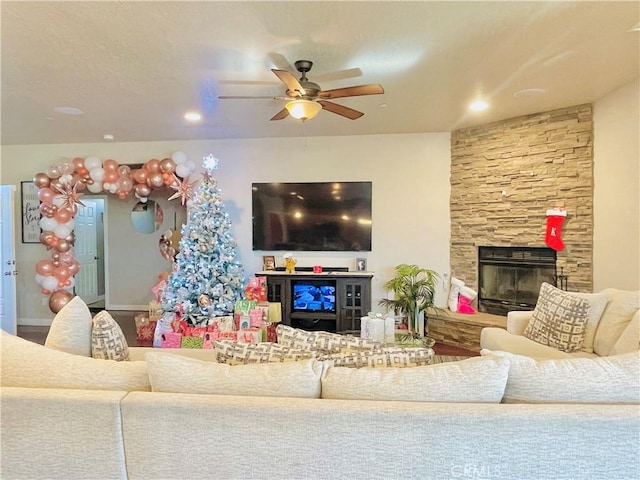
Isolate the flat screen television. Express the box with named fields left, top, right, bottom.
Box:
left=252, top=181, right=372, bottom=251
left=292, top=281, right=336, bottom=313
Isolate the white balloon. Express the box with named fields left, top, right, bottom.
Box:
left=90, top=167, right=105, bottom=182
left=85, top=156, right=102, bottom=170
left=54, top=224, right=72, bottom=239
left=39, top=216, right=58, bottom=231
left=172, top=151, right=187, bottom=164
left=59, top=174, right=73, bottom=184
left=42, top=276, right=59, bottom=292
left=175, top=164, right=190, bottom=178
left=65, top=218, right=75, bottom=230
left=186, top=160, right=196, bottom=171
left=109, top=184, right=118, bottom=194
left=103, top=182, right=112, bottom=191
left=87, top=182, right=103, bottom=193
left=35, top=274, right=46, bottom=285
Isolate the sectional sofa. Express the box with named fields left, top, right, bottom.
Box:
left=1, top=291, right=639, bottom=480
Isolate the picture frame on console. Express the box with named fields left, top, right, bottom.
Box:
left=262, top=255, right=276, bottom=271
left=356, top=258, right=367, bottom=272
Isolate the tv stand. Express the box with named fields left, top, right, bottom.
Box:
left=257, top=271, right=373, bottom=333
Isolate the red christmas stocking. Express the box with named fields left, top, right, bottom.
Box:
left=545, top=209, right=567, bottom=251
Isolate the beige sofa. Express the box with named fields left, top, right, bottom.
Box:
left=2, top=329, right=639, bottom=480
left=481, top=287, right=639, bottom=360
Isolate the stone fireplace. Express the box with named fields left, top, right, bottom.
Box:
left=450, top=103, right=594, bottom=311
left=478, top=246, right=557, bottom=315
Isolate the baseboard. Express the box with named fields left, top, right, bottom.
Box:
left=18, top=317, right=53, bottom=327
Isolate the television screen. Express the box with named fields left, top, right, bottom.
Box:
left=292, top=283, right=336, bottom=313
left=252, top=182, right=372, bottom=251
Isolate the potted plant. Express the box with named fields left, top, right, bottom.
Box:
left=378, top=264, right=445, bottom=345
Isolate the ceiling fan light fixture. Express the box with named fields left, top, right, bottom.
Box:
left=285, top=99, right=322, bottom=120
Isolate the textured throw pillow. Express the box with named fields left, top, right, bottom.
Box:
left=214, top=340, right=316, bottom=365
left=319, top=347, right=434, bottom=368
left=568, top=291, right=609, bottom=353
left=91, top=310, right=130, bottom=361
left=145, top=352, right=324, bottom=398
left=482, top=349, right=640, bottom=404
left=0, top=330, right=150, bottom=391
left=321, top=356, right=509, bottom=403
left=609, top=311, right=640, bottom=356
left=523, top=282, right=590, bottom=352
left=276, top=324, right=382, bottom=353
left=44, top=295, right=93, bottom=356
left=593, top=289, right=640, bottom=356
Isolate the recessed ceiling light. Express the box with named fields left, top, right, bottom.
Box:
left=514, top=88, right=546, bottom=98
left=184, top=111, right=202, bottom=122
left=628, top=23, right=640, bottom=32
left=54, top=106, right=84, bottom=115
left=103, top=134, right=115, bottom=141
left=469, top=100, right=488, bottom=111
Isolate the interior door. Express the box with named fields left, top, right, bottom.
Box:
left=74, top=199, right=99, bottom=305
left=0, top=185, right=18, bottom=334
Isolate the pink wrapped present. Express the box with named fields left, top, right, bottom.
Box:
left=236, top=329, right=263, bottom=343
left=161, top=332, right=182, bottom=348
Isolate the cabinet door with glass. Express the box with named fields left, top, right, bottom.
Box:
left=336, top=278, right=371, bottom=333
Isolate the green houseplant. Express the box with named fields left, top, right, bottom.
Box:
left=378, top=264, right=444, bottom=342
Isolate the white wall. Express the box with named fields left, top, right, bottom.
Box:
left=593, top=79, right=640, bottom=291
left=1, top=133, right=452, bottom=324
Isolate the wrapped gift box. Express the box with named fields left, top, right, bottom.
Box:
left=181, top=336, right=204, bottom=349
left=160, top=331, right=182, bottom=348
left=236, top=328, right=263, bottom=343
left=361, top=314, right=395, bottom=345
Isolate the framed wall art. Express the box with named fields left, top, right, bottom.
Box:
left=21, top=181, right=41, bottom=243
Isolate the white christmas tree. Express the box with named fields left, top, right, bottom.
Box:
left=161, top=155, right=245, bottom=325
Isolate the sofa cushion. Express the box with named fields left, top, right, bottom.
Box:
left=319, top=347, right=434, bottom=368
left=609, top=311, right=640, bottom=356
left=276, top=324, right=382, bottom=353
left=44, top=295, right=93, bottom=356
left=482, top=349, right=640, bottom=404
left=523, top=282, right=590, bottom=352
left=214, top=340, right=315, bottom=365
left=91, top=310, right=130, bottom=361
left=593, top=289, right=640, bottom=356
left=145, top=352, right=323, bottom=398
left=0, top=330, right=150, bottom=391
left=321, top=356, right=509, bottom=402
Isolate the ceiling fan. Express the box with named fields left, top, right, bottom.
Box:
left=218, top=60, right=384, bottom=121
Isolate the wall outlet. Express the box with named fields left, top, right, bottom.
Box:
left=41, top=297, right=48, bottom=306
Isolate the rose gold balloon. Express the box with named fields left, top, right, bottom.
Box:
left=54, top=207, right=72, bottom=223
left=38, top=188, right=56, bottom=205
left=35, top=260, right=54, bottom=276
left=103, top=159, right=119, bottom=171
left=68, top=262, right=80, bottom=275
left=64, top=233, right=76, bottom=245
left=145, top=158, right=161, bottom=173
left=134, top=183, right=152, bottom=197
left=72, top=157, right=85, bottom=171
left=49, top=180, right=63, bottom=192
left=132, top=169, right=148, bottom=184
left=49, top=290, right=74, bottom=314
left=56, top=239, right=70, bottom=252
left=117, top=165, right=131, bottom=177
left=104, top=170, right=119, bottom=183
left=33, top=172, right=51, bottom=189
left=52, top=252, right=60, bottom=261
left=159, top=158, right=176, bottom=173
left=146, top=172, right=164, bottom=189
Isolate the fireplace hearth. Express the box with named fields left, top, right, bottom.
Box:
left=478, top=246, right=557, bottom=316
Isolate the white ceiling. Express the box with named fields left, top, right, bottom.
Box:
left=1, top=1, right=638, bottom=146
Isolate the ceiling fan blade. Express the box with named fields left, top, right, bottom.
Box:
left=319, top=84, right=384, bottom=99
left=218, top=95, right=291, bottom=100
left=270, top=108, right=290, bottom=121
left=318, top=100, right=364, bottom=120
left=271, top=69, right=305, bottom=96
left=313, top=67, right=362, bottom=83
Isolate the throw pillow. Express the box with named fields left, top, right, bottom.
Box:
left=568, top=291, right=608, bottom=353
left=214, top=340, right=316, bottom=365
left=321, top=356, right=509, bottom=403
left=481, top=349, right=640, bottom=404
left=91, top=310, right=130, bottom=361
left=44, top=295, right=93, bottom=356
left=319, top=347, right=434, bottom=368
left=523, top=282, right=590, bottom=352
left=0, top=330, right=150, bottom=391
left=145, top=352, right=323, bottom=398
left=276, top=324, right=382, bottom=353
left=593, top=289, right=640, bottom=356
left=608, top=311, right=640, bottom=356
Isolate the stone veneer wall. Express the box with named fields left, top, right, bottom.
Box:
left=450, top=103, right=593, bottom=294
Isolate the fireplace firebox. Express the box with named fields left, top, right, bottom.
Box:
left=478, top=246, right=557, bottom=316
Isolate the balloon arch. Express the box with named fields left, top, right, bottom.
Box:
left=32, top=151, right=195, bottom=314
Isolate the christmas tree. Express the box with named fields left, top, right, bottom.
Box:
left=161, top=155, right=245, bottom=325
